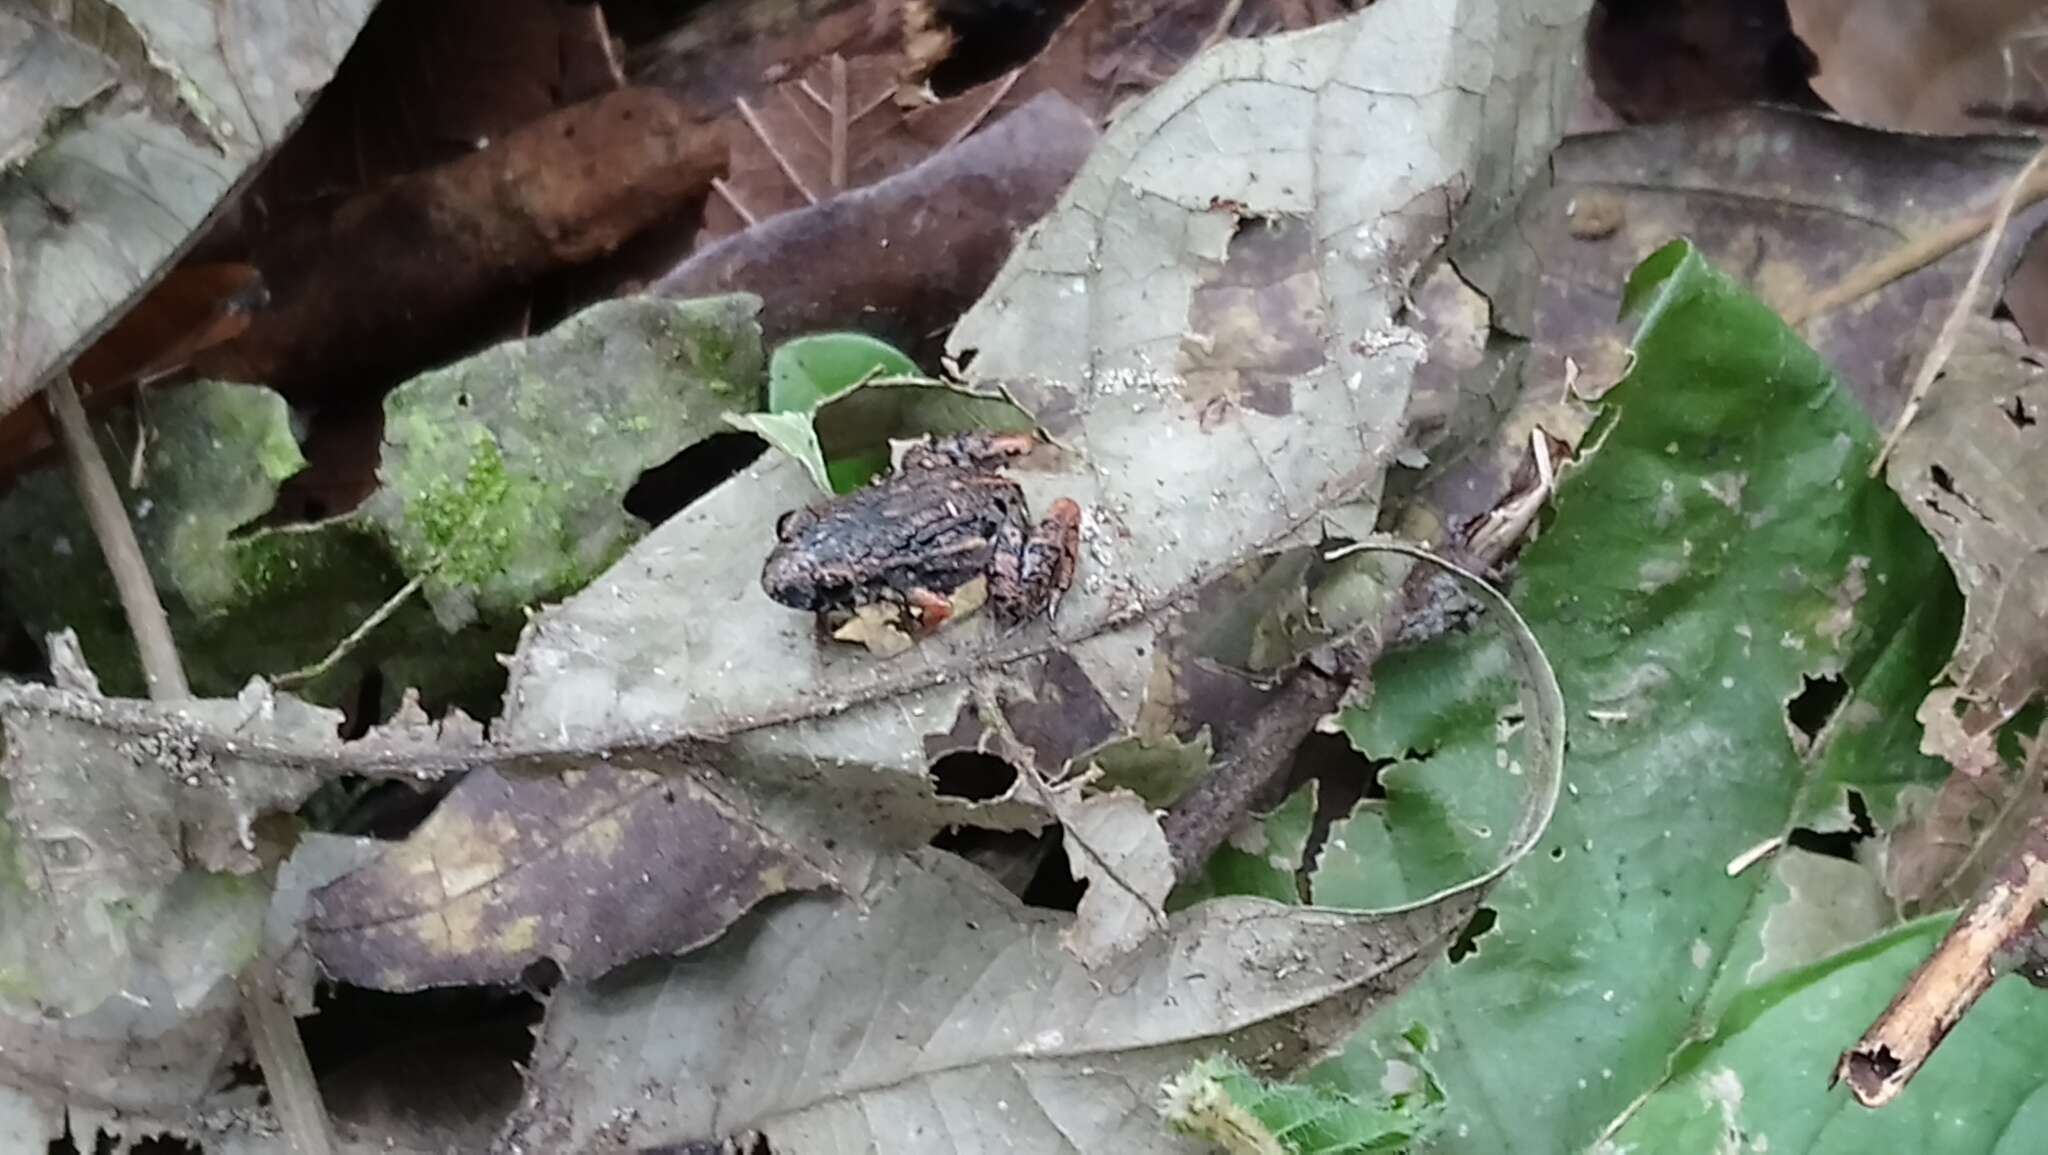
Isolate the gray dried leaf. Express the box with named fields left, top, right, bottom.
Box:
left=0, top=0, right=375, bottom=415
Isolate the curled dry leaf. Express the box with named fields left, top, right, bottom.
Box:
left=0, top=0, right=375, bottom=416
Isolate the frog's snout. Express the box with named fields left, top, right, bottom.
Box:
left=761, top=548, right=820, bottom=610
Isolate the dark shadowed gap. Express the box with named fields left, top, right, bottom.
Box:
left=1447, top=906, right=1498, bottom=963
left=1285, top=730, right=1412, bottom=886
left=1786, top=671, right=1849, bottom=743
left=0, top=591, right=43, bottom=680
left=929, top=749, right=1019, bottom=801
left=50, top=1132, right=199, bottom=1154
left=929, top=825, right=1051, bottom=898
left=927, top=0, right=1089, bottom=96
left=624, top=431, right=768, bottom=524
left=298, top=984, right=541, bottom=1142
left=1018, top=826, right=1087, bottom=912
left=1787, top=788, right=1874, bottom=862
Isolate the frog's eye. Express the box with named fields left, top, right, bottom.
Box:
left=777, top=508, right=814, bottom=538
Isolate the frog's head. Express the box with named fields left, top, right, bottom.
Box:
left=761, top=546, right=821, bottom=610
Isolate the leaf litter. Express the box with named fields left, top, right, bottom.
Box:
left=11, top=0, right=2048, bottom=1150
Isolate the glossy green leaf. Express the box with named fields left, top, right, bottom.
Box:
left=1313, top=241, right=1963, bottom=1151
left=766, top=332, right=919, bottom=414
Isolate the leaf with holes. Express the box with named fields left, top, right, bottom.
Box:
left=1311, top=241, right=1964, bottom=1152
left=501, top=0, right=1589, bottom=862
left=504, top=848, right=1486, bottom=1151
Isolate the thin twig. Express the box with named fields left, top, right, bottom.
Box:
left=46, top=372, right=335, bottom=1153
left=1871, top=141, right=2048, bottom=476
left=238, top=960, right=337, bottom=1155
left=944, top=69, right=1023, bottom=150
left=710, top=177, right=760, bottom=227
left=736, top=97, right=821, bottom=205
left=274, top=570, right=430, bottom=689
left=1786, top=158, right=2048, bottom=328
left=45, top=374, right=188, bottom=699
left=828, top=55, right=849, bottom=192
left=1836, top=724, right=2048, bottom=1107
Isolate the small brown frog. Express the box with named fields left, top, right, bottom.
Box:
left=762, top=431, right=1082, bottom=636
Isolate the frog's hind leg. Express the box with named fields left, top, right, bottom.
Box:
left=992, top=498, right=1082, bottom=624
left=904, top=586, right=956, bottom=633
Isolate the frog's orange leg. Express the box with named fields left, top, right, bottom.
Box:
left=905, top=587, right=954, bottom=632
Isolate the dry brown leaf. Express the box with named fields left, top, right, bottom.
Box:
left=1793, top=0, right=2048, bottom=132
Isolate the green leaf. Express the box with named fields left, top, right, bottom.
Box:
left=757, top=333, right=919, bottom=492
left=1313, top=241, right=1962, bottom=1151
left=1606, top=916, right=2048, bottom=1152
left=766, top=332, right=919, bottom=413
left=747, top=332, right=1039, bottom=494
left=1161, top=1047, right=1445, bottom=1154
left=1170, top=781, right=1315, bottom=910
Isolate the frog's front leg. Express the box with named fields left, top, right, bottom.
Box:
left=990, top=498, right=1082, bottom=624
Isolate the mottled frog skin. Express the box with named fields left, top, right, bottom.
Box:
left=761, top=432, right=1081, bottom=631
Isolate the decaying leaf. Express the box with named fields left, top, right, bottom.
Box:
left=501, top=849, right=1480, bottom=1152
left=306, top=766, right=834, bottom=991
left=1885, top=317, right=2048, bottom=735
left=0, top=674, right=333, bottom=1018
left=0, top=670, right=370, bottom=1145
left=1471, top=105, right=2048, bottom=424
left=501, top=528, right=1564, bottom=1150
left=1054, top=786, right=1175, bottom=967
left=0, top=0, right=375, bottom=416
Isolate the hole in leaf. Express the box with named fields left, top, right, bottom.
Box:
left=2008, top=395, right=2038, bottom=428
left=624, top=431, right=768, bottom=523
left=1018, top=827, right=1086, bottom=912
left=929, top=825, right=1048, bottom=898
left=337, top=664, right=384, bottom=740
left=1286, top=730, right=1398, bottom=876
left=1787, top=789, right=1873, bottom=862
left=520, top=957, right=563, bottom=997
left=1929, top=463, right=1959, bottom=495
left=929, top=750, right=1018, bottom=801
left=1549, top=845, right=1566, bottom=861
left=1447, top=906, right=1498, bottom=963
left=299, top=984, right=541, bottom=1136
left=1786, top=672, right=1848, bottom=743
